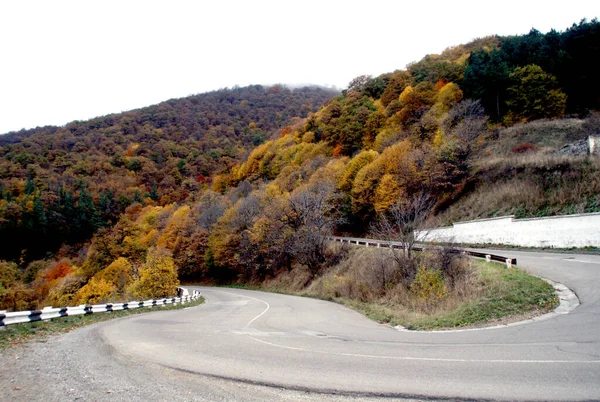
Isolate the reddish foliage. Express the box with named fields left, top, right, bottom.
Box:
left=125, top=203, right=144, bottom=220
left=45, top=261, right=72, bottom=282
left=435, top=79, right=448, bottom=91
left=332, top=144, right=343, bottom=157
left=280, top=126, right=292, bottom=138
left=511, top=142, right=536, bottom=153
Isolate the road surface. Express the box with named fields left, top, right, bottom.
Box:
left=2, top=249, right=599, bottom=401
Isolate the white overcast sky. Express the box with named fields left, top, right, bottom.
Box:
left=0, top=0, right=597, bottom=134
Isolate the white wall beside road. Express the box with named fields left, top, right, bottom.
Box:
left=422, top=212, right=600, bottom=248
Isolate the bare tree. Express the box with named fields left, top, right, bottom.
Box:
left=230, top=194, right=261, bottom=230
left=286, top=180, right=342, bottom=278
left=443, top=99, right=488, bottom=144
left=368, top=250, right=399, bottom=294
left=370, top=193, right=434, bottom=284
left=195, top=190, right=226, bottom=230
left=197, top=204, right=225, bottom=230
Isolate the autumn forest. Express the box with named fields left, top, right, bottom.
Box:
left=1, top=20, right=599, bottom=312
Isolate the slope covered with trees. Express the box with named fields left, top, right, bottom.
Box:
left=1, top=19, right=598, bottom=313
left=0, top=85, right=337, bottom=262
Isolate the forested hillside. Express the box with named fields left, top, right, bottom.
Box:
left=0, top=85, right=337, bottom=262
left=1, top=19, right=599, bottom=312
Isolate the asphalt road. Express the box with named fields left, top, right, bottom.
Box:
left=3, top=249, right=600, bottom=401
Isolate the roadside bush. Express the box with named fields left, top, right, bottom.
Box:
left=317, top=274, right=370, bottom=301
left=367, top=250, right=400, bottom=294
left=0, top=282, right=37, bottom=311
left=94, top=257, right=134, bottom=293
left=0, top=261, right=22, bottom=293
left=43, top=260, right=72, bottom=282
left=129, top=247, right=180, bottom=299
left=75, top=277, right=117, bottom=304
left=23, top=259, right=51, bottom=284
left=262, top=265, right=313, bottom=292
left=305, top=244, right=474, bottom=314
left=324, top=242, right=351, bottom=268
left=307, top=248, right=373, bottom=301
left=410, top=265, right=447, bottom=305
left=46, top=273, right=87, bottom=307
left=426, top=246, right=468, bottom=287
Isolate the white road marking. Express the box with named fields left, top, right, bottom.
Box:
left=247, top=336, right=600, bottom=364
left=537, top=256, right=599, bottom=264
left=568, top=259, right=598, bottom=264
left=204, top=288, right=599, bottom=364
left=211, top=289, right=271, bottom=328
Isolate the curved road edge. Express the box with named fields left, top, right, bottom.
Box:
left=393, top=277, right=580, bottom=333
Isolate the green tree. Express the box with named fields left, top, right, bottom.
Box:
left=463, top=48, right=510, bottom=120
left=506, top=64, right=567, bottom=121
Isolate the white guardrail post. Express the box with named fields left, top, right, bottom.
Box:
left=0, top=288, right=202, bottom=327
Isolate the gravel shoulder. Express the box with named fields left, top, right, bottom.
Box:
left=0, top=308, right=408, bottom=402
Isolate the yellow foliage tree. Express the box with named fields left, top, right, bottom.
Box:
left=432, top=82, right=463, bottom=116
left=0, top=260, right=22, bottom=292
left=157, top=205, right=191, bottom=250
left=137, top=206, right=163, bottom=232
left=211, top=174, right=228, bottom=194
left=46, top=273, right=87, bottom=307
left=94, top=257, right=134, bottom=293
left=398, top=85, right=415, bottom=105
left=352, top=140, right=416, bottom=214
left=139, top=228, right=159, bottom=246
left=302, top=131, right=315, bottom=143
left=0, top=282, right=37, bottom=311
left=380, top=70, right=411, bottom=107
left=392, top=82, right=436, bottom=127
left=308, top=158, right=347, bottom=188
left=410, top=265, right=447, bottom=304
left=130, top=247, right=180, bottom=299
left=291, top=142, right=331, bottom=166
left=351, top=157, right=386, bottom=214
left=374, top=173, right=404, bottom=213
left=338, top=150, right=378, bottom=192
left=244, top=141, right=272, bottom=177
left=75, top=278, right=117, bottom=304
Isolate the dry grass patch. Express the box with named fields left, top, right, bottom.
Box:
left=344, top=261, right=555, bottom=330
left=438, top=155, right=600, bottom=223
left=481, top=117, right=589, bottom=157
left=283, top=248, right=557, bottom=330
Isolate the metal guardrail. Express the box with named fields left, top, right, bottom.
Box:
left=0, top=290, right=202, bottom=327
left=328, top=236, right=517, bottom=267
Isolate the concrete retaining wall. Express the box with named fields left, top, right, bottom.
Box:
left=590, top=135, right=599, bottom=155
left=422, top=212, right=600, bottom=248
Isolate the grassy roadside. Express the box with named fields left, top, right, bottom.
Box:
left=195, top=257, right=559, bottom=331
left=0, top=296, right=204, bottom=350
left=317, top=261, right=558, bottom=330
left=244, top=257, right=558, bottom=331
